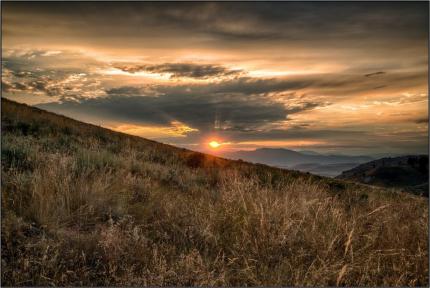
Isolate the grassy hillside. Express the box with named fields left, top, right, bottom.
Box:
left=1, top=98, right=428, bottom=286
left=336, top=156, right=429, bottom=197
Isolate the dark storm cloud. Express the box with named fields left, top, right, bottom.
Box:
left=154, top=77, right=314, bottom=96
left=36, top=94, right=284, bottom=131
left=163, top=2, right=428, bottom=44
left=36, top=76, right=328, bottom=132
left=116, top=63, right=242, bottom=79
left=106, top=86, right=143, bottom=96
left=155, top=72, right=427, bottom=98
left=3, top=2, right=427, bottom=48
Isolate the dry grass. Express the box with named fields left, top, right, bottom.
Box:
left=1, top=98, right=428, bottom=286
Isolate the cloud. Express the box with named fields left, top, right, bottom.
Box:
left=413, top=117, right=429, bottom=124
left=1, top=81, right=14, bottom=92
left=2, top=77, right=64, bottom=97
left=3, top=2, right=427, bottom=49
left=35, top=74, right=329, bottom=135
left=2, top=73, right=98, bottom=98
left=36, top=93, right=287, bottom=131
left=1, top=79, right=32, bottom=93
left=1, top=49, right=106, bottom=99
left=151, top=76, right=315, bottom=97
left=364, top=71, right=385, bottom=77
left=3, top=48, right=426, bottom=106
left=106, top=86, right=143, bottom=96
left=115, top=63, right=243, bottom=79
left=1, top=1, right=427, bottom=157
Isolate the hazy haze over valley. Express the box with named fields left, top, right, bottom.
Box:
left=221, top=148, right=374, bottom=177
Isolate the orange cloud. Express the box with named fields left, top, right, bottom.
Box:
left=109, top=121, right=198, bottom=138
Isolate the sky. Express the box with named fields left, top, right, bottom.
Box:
left=2, top=2, right=428, bottom=156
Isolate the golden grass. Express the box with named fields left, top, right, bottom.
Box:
left=1, top=98, right=428, bottom=286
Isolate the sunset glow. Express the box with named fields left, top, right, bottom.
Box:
left=209, top=141, right=221, bottom=149
left=1, top=2, right=427, bottom=156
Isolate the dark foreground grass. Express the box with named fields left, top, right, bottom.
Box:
left=1, top=98, right=428, bottom=286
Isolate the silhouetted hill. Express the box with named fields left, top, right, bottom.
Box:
left=336, top=155, right=429, bottom=196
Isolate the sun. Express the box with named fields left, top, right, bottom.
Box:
left=209, top=140, right=221, bottom=149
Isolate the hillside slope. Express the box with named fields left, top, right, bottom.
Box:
left=336, top=156, right=429, bottom=197
left=1, top=98, right=428, bottom=286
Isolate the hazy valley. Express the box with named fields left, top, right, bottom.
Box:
left=222, top=148, right=373, bottom=177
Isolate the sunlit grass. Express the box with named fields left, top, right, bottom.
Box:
left=1, top=98, right=428, bottom=286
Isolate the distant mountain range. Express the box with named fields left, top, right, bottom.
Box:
left=336, top=155, right=429, bottom=196
left=222, top=148, right=373, bottom=177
